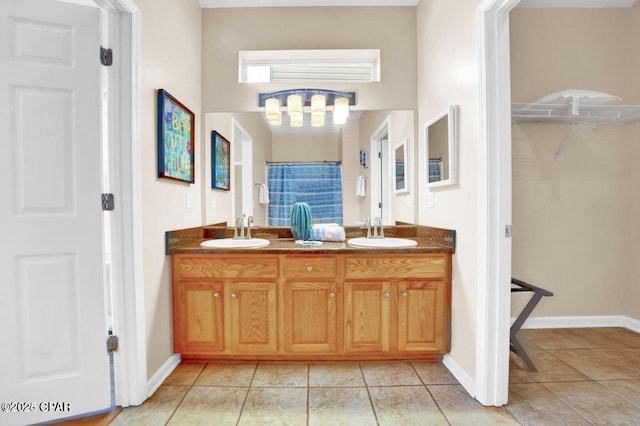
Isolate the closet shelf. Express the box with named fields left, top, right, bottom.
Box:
left=511, top=103, right=640, bottom=127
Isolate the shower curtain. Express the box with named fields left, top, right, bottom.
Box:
left=267, top=163, right=343, bottom=226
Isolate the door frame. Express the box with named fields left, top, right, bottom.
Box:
left=102, top=0, right=147, bottom=407
left=370, top=116, right=392, bottom=224
left=232, top=118, right=254, bottom=221
left=475, top=0, right=519, bottom=407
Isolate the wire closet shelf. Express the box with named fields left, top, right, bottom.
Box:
left=511, top=103, right=640, bottom=127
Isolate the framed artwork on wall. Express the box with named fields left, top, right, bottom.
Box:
left=211, top=131, right=230, bottom=190
left=157, top=89, right=195, bottom=184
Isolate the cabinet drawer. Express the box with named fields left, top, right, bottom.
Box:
left=345, top=255, right=446, bottom=279
left=283, top=256, right=337, bottom=279
left=176, top=255, right=278, bottom=279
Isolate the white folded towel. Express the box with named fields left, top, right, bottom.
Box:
left=356, top=175, right=366, bottom=197
left=311, top=224, right=346, bottom=242
left=258, top=183, right=270, bottom=205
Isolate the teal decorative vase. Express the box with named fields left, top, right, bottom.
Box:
left=290, top=202, right=312, bottom=241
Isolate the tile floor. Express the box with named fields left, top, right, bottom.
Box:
left=98, top=327, right=640, bottom=425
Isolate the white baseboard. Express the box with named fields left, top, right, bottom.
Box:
left=146, top=353, right=181, bottom=398
left=515, top=315, right=640, bottom=333
left=442, top=354, right=475, bottom=397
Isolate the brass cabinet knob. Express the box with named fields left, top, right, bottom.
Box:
left=231, top=293, right=238, bottom=299
left=401, top=291, right=408, bottom=298
left=307, top=266, right=313, bottom=272
left=383, top=292, right=390, bottom=298
left=213, top=292, right=220, bottom=298
left=329, top=292, right=335, bottom=298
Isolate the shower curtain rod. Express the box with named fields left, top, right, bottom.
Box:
left=265, top=161, right=342, bottom=165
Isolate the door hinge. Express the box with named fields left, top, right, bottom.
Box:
left=102, top=193, right=115, bottom=211
left=378, top=151, right=383, bottom=159
left=505, top=225, right=512, bottom=238
left=100, top=46, right=113, bottom=66
left=378, top=202, right=383, bottom=209
left=106, top=330, right=119, bottom=354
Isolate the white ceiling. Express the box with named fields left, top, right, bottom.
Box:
left=198, top=0, right=637, bottom=7
left=199, top=0, right=419, bottom=7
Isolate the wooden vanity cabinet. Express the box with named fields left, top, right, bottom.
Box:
left=281, top=256, right=341, bottom=353
left=344, top=254, right=451, bottom=355
left=172, top=252, right=451, bottom=360
left=344, top=281, right=391, bottom=353
left=173, top=281, right=225, bottom=354
left=171, top=255, right=278, bottom=357
left=228, top=281, right=278, bottom=354
left=397, top=279, right=448, bottom=352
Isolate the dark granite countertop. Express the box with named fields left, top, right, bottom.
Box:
left=166, top=224, right=455, bottom=255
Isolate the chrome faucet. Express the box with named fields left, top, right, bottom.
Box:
left=361, top=216, right=384, bottom=239
left=246, top=215, right=254, bottom=239
left=234, top=215, right=253, bottom=239
left=362, top=216, right=372, bottom=238
left=371, top=216, right=385, bottom=239
left=234, top=217, right=244, bottom=239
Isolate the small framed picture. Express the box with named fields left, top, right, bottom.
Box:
left=359, top=148, right=369, bottom=168
left=211, top=131, right=230, bottom=190
left=157, top=89, right=195, bottom=184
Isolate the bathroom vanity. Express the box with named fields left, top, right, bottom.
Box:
left=167, top=225, right=455, bottom=362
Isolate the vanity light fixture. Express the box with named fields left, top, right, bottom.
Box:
left=287, top=94, right=303, bottom=117
left=258, top=89, right=356, bottom=128
left=333, top=96, right=349, bottom=125
left=290, top=112, right=304, bottom=128
left=265, top=98, right=281, bottom=125
left=311, top=94, right=326, bottom=127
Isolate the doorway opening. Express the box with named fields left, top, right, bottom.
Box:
left=370, top=116, right=392, bottom=225
left=232, top=118, right=254, bottom=222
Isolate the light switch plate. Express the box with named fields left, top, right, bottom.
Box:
left=427, top=192, right=434, bottom=208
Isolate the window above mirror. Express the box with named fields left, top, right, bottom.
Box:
left=239, top=49, right=380, bottom=83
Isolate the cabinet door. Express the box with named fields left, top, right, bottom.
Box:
left=228, top=281, right=277, bottom=353
left=398, top=280, right=447, bottom=352
left=344, top=281, right=391, bottom=352
left=174, top=281, right=225, bottom=354
left=283, top=281, right=339, bottom=353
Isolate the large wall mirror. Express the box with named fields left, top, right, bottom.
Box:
left=205, top=109, right=416, bottom=227
left=425, top=105, right=458, bottom=188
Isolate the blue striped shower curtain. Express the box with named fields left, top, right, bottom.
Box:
left=267, top=163, right=343, bottom=226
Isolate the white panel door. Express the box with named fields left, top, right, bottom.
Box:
left=0, top=0, right=111, bottom=424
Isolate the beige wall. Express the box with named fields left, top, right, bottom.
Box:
left=417, top=0, right=481, bottom=382
left=272, top=133, right=341, bottom=162
left=342, top=119, right=361, bottom=225
left=510, top=6, right=640, bottom=321
left=201, top=7, right=417, bottom=113
left=136, top=0, right=202, bottom=378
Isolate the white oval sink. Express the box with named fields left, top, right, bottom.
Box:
left=200, top=238, right=270, bottom=249
left=347, top=237, right=418, bottom=248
